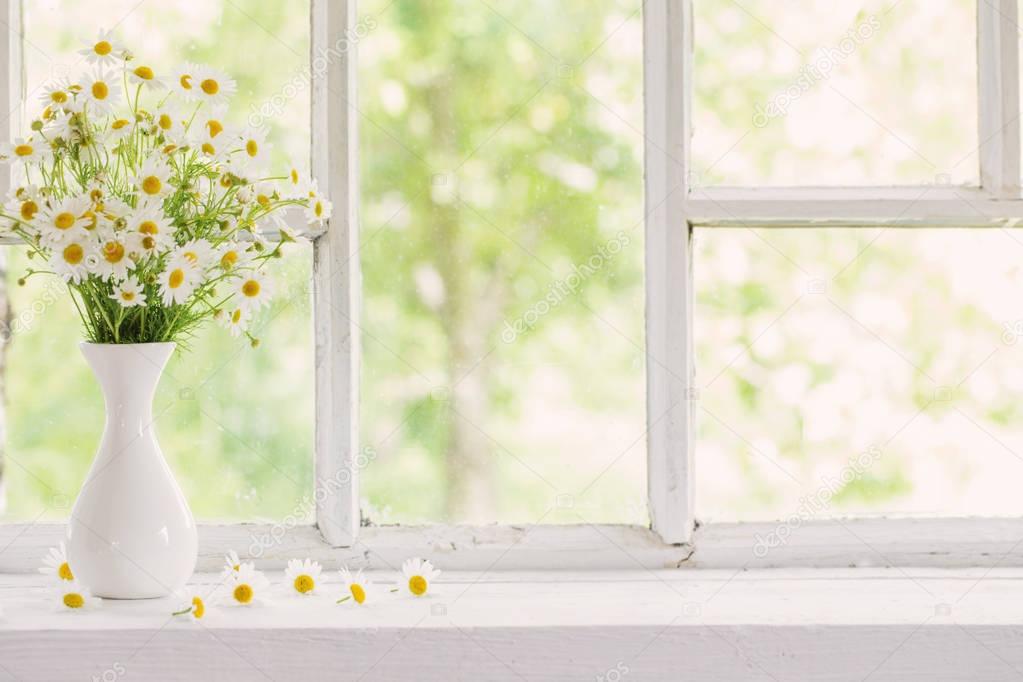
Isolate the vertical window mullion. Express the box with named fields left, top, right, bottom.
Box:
left=644, top=0, right=694, bottom=545
left=978, top=0, right=1020, bottom=197
left=311, top=0, right=360, bottom=546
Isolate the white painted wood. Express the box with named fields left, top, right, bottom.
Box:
left=3, top=569, right=1023, bottom=680
left=0, top=523, right=693, bottom=573
left=644, top=0, right=694, bottom=545
left=310, top=0, right=360, bottom=547
left=978, top=0, right=1021, bottom=198
left=10, top=516, right=1023, bottom=573
left=689, top=517, right=1023, bottom=568
left=0, top=0, right=20, bottom=196
left=688, top=186, right=1023, bottom=226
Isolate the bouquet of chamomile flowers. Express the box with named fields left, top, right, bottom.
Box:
left=0, top=30, right=331, bottom=346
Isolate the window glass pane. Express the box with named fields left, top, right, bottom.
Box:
left=3, top=244, right=313, bottom=521
left=359, top=0, right=646, bottom=524
left=2, top=0, right=314, bottom=521
left=696, top=227, right=1023, bottom=521
left=693, top=0, right=978, bottom=186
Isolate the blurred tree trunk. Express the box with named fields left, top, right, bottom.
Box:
left=426, top=75, right=503, bottom=522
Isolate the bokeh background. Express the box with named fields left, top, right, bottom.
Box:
left=3, top=0, right=1022, bottom=527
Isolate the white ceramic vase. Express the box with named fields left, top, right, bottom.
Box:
left=67, top=342, right=197, bottom=599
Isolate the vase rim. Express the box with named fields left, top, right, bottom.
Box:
left=79, top=341, right=177, bottom=348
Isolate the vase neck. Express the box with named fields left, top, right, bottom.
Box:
left=80, top=343, right=175, bottom=433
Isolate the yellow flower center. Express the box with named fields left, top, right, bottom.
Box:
left=350, top=583, right=366, bottom=604
left=58, top=562, right=74, bottom=581
left=112, top=118, right=130, bottom=131
left=290, top=169, right=299, bottom=184
left=241, top=280, right=260, bottom=297
left=206, top=120, right=224, bottom=138
left=183, top=250, right=199, bottom=263
left=257, top=194, right=270, bottom=207
left=20, top=200, right=38, bottom=220
left=231, top=309, right=242, bottom=324
left=81, top=210, right=98, bottom=230
left=233, top=583, right=253, bottom=604
left=90, top=188, right=103, bottom=202
left=50, top=90, right=68, bottom=104
left=168, top=268, right=185, bottom=289
left=142, top=175, right=162, bottom=195
left=133, top=66, right=154, bottom=80
left=202, top=142, right=216, bottom=156
left=293, top=575, right=315, bottom=594
left=121, top=291, right=135, bottom=302
left=54, top=212, right=75, bottom=229
left=142, top=236, right=156, bottom=250
left=139, top=220, right=158, bottom=235
left=192, top=596, right=205, bottom=619
left=63, top=244, right=84, bottom=265
left=179, top=74, right=193, bottom=90
left=314, top=201, right=323, bottom=217
left=408, top=575, right=428, bottom=596
left=200, top=78, right=219, bottom=95
left=63, top=592, right=85, bottom=608
left=103, top=241, right=125, bottom=263
left=245, top=140, right=258, bottom=157
left=14, top=144, right=33, bottom=157
left=221, top=251, right=238, bottom=269
left=158, top=114, right=172, bottom=130
left=91, top=81, right=109, bottom=100
left=94, top=40, right=112, bottom=56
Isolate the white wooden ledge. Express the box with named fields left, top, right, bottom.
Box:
left=2, top=569, right=1023, bottom=681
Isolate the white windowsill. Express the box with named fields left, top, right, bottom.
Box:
left=2, top=568, right=1022, bottom=681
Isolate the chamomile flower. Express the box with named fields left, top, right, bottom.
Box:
left=305, top=195, right=332, bottom=226
left=193, top=65, right=237, bottom=106
left=189, top=122, right=232, bottom=162
left=56, top=580, right=99, bottom=610
left=6, top=186, right=42, bottom=226
left=219, top=550, right=252, bottom=582
left=38, top=80, right=73, bottom=109
left=1, top=137, right=52, bottom=166
left=217, top=306, right=250, bottom=338
left=79, top=69, right=122, bottom=115
left=78, top=29, right=125, bottom=66
left=135, top=157, right=172, bottom=198
left=44, top=111, right=77, bottom=142
left=237, top=127, right=272, bottom=169
left=50, top=238, right=96, bottom=283
left=234, top=271, right=273, bottom=311
left=39, top=542, right=74, bottom=581
left=127, top=203, right=174, bottom=253
left=401, top=558, right=440, bottom=598
left=175, top=238, right=215, bottom=269
left=153, top=102, right=187, bottom=140
left=283, top=159, right=306, bottom=198
left=172, top=62, right=205, bottom=101
left=226, top=565, right=269, bottom=606
left=107, top=116, right=135, bottom=143
left=97, top=235, right=134, bottom=280
left=38, top=195, right=90, bottom=245
left=158, top=256, right=200, bottom=305
left=110, top=275, right=146, bottom=307
left=217, top=243, right=252, bottom=271
left=171, top=590, right=207, bottom=621
left=285, top=559, right=323, bottom=596
left=337, top=567, right=376, bottom=605
left=127, top=63, right=165, bottom=89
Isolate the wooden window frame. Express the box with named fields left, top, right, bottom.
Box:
left=1, top=0, right=1022, bottom=572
